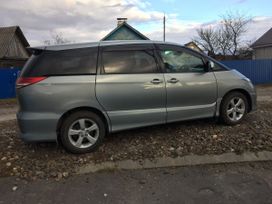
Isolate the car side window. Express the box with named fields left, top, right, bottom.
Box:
left=160, top=50, right=206, bottom=73
left=102, top=50, right=157, bottom=74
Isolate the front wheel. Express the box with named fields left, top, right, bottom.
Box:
left=60, top=111, right=106, bottom=154
left=220, top=92, right=248, bottom=125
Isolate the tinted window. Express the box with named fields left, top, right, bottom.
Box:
left=21, top=47, right=98, bottom=77
left=160, top=50, right=206, bottom=73
left=102, top=50, right=157, bottom=74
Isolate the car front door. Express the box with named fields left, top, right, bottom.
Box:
left=95, top=44, right=166, bottom=132
left=156, top=44, right=217, bottom=122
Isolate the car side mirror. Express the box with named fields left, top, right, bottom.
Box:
left=203, top=61, right=214, bottom=72
left=208, top=61, right=215, bottom=70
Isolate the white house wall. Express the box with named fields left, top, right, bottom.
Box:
left=253, top=47, right=272, bottom=59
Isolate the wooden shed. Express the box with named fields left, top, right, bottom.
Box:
left=0, top=26, right=30, bottom=68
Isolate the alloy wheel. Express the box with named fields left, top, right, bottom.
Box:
left=68, top=118, right=99, bottom=149
left=226, top=97, right=246, bottom=122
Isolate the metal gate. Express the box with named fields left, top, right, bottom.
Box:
left=221, top=59, right=272, bottom=84
left=0, top=68, right=20, bottom=99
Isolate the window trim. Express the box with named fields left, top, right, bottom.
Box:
left=98, top=47, right=160, bottom=75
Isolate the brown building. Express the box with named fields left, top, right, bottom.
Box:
left=184, top=41, right=203, bottom=53
left=251, top=27, right=272, bottom=60
left=0, top=26, right=30, bottom=67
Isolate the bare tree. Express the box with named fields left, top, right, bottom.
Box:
left=43, top=32, right=71, bottom=45
left=222, top=11, right=251, bottom=56
left=237, top=40, right=254, bottom=59
left=216, top=28, right=232, bottom=56
left=194, top=27, right=218, bottom=56
left=194, top=11, right=251, bottom=57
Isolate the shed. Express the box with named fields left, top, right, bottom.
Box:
left=0, top=26, right=30, bottom=67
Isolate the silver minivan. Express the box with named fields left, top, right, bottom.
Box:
left=16, top=40, right=256, bottom=153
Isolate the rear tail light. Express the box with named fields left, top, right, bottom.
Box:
left=16, top=77, right=47, bottom=89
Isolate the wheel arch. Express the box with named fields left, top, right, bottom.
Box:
left=220, top=89, right=252, bottom=113
left=56, top=106, right=110, bottom=144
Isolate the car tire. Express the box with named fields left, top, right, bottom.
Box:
left=220, top=92, right=248, bottom=125
left=60, top=111, right=105, bottom=154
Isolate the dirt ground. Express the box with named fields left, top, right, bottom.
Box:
left=0, top=85, right=271, bottom=181
left=256, top=84, right=272, bottom=101
left=0, top=103, right=271, bottom=181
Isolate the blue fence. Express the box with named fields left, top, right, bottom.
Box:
left=0, top=59, right=272, bottom=99
left=221, top=59, right=272, bottom=84
left=0, top=68, right=21, bottom=99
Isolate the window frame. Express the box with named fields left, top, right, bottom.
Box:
left=154, top=44, right=210, bottom=74
left=97, top=44, right=161, bottom=75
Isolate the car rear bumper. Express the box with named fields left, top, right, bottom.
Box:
left=17, top=111, right=59, bottom=142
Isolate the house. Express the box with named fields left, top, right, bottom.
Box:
left=251, top=27, right=272, bottom=59
left=0, top=26, right=30, bottom=67
left=101, top=18, right=149, bottom=41
left=184, top=41, right=203, bottom=53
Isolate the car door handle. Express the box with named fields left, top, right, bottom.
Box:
left=167, top=78, right=179, bottom=83
left=151, top=78, right=163, bottom=84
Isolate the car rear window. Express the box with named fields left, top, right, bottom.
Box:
left=21, top=47, right=98, bottom=77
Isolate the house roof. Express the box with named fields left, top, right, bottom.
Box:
left=0, top=26, right=29, bottom=58
left=101, top=22, right=149, bottom=41
left=251, top=27, right=272, bottom=48
left=184, top=41, right=203, bottom=52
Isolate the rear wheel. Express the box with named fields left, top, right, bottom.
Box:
left=220, top=92, right=248, bottom=125
left=60, top=111, right=105, bottom=154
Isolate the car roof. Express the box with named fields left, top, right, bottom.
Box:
left=28, top=40, right=183, bottom=51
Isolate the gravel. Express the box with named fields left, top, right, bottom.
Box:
left=0, top=101, right=272, bottom=181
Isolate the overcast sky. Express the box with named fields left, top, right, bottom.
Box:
left=0, top=0, right=272, bottom=46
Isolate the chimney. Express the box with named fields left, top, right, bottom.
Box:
left=117, top=18, right=127, bottom=27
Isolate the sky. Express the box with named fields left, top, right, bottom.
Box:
left=0, top=0, right=272, bottom=46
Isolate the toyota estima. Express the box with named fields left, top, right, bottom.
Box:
left=16, top=40, right=256, bottom=154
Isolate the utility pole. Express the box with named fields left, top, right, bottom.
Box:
left=163, top=13, right=166, bottom=41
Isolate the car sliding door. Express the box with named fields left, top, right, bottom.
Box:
left=95, top=44, right=166, bottom=132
